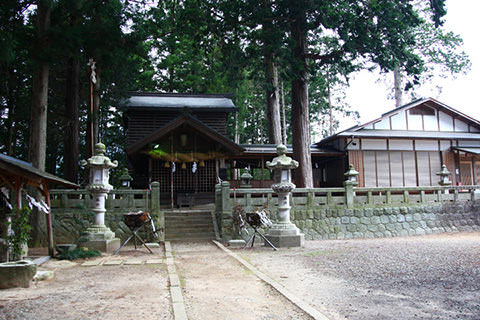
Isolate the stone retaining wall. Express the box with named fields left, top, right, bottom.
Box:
left=290, top=201, right=480, bottom=240
left=36, top=209, right=160, bottom=246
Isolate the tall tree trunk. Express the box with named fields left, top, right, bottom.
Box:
left=265, top=54, right=282, bottom=145
left=327, top=69, right=333, bottom=136
left=290, top=2, right=313, bottom=188
left=28, top=0, right=51, bottom=247
left=6, top=67, right=17, bottom=156
left=262, top=0, right=281, bottom=145
left=280, top=81, right=287, bottom=144
left=394, top=66, right=403, bottom=107
left=63, top=57, right=80, bottom=183
left=28, top=1, right=50, bottom=171
left=93, top=65, right=100, bottom=143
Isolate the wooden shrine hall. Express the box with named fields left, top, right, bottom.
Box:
left=123, top=93, right=341, bottom=206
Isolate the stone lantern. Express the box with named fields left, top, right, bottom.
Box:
left=344, top=164, right=359, bottom=185
left=344, top=164, right=359, bottom=208
left=78, top=142, right=120, bottom=252
left=119, top=168, right=133, bottom=189
left=264, top=144, right=304, bottom=247
left=240, top=171, right=253, bottom=188
left=436, top=164, right=452, bottom=194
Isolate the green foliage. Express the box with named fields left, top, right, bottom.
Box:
left=57, top=247, right=101, bottom=260
left=0, top=0, right=458, bottom=183
left=7, top=206, right=32, bottom=261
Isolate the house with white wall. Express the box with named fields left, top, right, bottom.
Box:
left=316, top=98, right=480, bottom=187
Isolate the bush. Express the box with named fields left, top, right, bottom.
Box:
left=58, top=248, right=101, bottom=260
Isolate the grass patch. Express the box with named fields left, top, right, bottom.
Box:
left=58, top=248, right=101, bottom=260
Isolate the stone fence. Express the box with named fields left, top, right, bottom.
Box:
left=48, top=182, right=163, bottom=245
left=47, top=181, right=480, bottom=244
left=216, top=182, right=480, bottom=241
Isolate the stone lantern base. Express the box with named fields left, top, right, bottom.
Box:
left=77, top=225, right=120, bottom=253
left=265, top=223, right=304, bottom=248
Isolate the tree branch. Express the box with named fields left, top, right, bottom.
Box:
left=306, top=49, right=344, bottom=61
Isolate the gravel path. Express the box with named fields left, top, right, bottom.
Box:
left=239, top=232, right=480, bottom=320
left=172, top=241, right=310, bottom=320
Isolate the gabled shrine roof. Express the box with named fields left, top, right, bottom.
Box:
left=127, top=114, right=244, bottom=155
left=124, top=92, right=236, bottom=112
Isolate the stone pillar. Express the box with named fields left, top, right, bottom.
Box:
left=220, top=181, right=233, bottom=242
left=265, top=144, right=304, bottom=247
left=77, top=143, right=120, bottom=253
left=151, top=182, right=164, bottom=241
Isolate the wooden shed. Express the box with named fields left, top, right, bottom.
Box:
left=0, top=153, right=78, bottom=259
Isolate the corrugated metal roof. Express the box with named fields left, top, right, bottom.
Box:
left=125, top=93, right=236, bottom=110
left=335, top=130, right=480, bottom=140
left=452, top=147, right=480, bottom=154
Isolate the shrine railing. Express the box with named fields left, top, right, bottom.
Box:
left=217, top=182, right=480, bottom=212
left=50, top=188, right=152, bottom=211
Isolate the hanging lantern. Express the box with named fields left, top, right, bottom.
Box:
left=199, top=160, right=205, bottom=167
left=181, top=162, right=187, bottom=169
left=164, top=161, right=170, bottom=168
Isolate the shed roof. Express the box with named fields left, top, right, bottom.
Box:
left=124, top=92, right=236, bottom=111
left=0, top=153, right=79, bottom=189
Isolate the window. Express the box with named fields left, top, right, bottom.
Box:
left=362, top=151, right=440, bottom=187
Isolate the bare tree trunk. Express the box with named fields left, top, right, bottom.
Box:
left=327, top=69, right=333, bottom=136
left=280, top=81, right=287, bottom=144
left=28, top=0, right=51, bottom=247
left=28, top=1, right=50, bottom=171
left=64, top=57, right=80, bottom=183
left=265, top=54, right=282, bottom=144
left=290, top=2, right=313, bottom=188
left=394, top=66, right=403, bottom=107
left=6, top=67, right=17, bottom=156
left=93, top=66, right=100, bottom=144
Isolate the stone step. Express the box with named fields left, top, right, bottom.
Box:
left=165, top=215, right=212, bottom=220
left=165, top=234, right=216, bottom=241
left=164, top=210, right=215, bottom=241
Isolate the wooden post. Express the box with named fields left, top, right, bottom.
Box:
left=403, top=190, right=409, bottom=203
left=44, top=188, right=54, bottom=257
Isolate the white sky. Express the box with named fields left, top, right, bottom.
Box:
left=340, top=0, right=480, bottom=131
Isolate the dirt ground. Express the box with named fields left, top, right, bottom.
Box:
left=0, top=247, right=172, bottom=320
left=1, top=233, right=479, bottom=320
left=240, top=232, right=480, bottom=320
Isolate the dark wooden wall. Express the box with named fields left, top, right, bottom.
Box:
left=125, top=110, right=229, bottom=147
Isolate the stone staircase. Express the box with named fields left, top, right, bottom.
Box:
left=164, top=210, right=217, bottom=241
